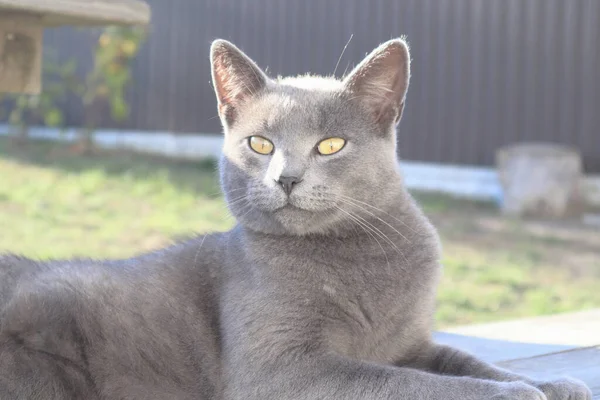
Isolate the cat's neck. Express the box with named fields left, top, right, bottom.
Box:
left=234, top=202, right=440, bottom=281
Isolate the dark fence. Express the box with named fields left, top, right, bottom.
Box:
left=42, top=0, right=600, bottom=171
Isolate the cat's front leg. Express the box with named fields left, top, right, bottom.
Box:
left=227, top=352, right=550, bottom=400
left=404, top=343, right=591, bottom=400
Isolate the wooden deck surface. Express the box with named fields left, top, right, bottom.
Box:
left=498, top=347, right=600, bottom=399
left=443, top=309, right=600, bottom=347
left=0, top=0, right=150, bottom=26
left=436, top=309, right=600, bottom=398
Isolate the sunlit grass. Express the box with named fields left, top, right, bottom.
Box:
left=0, top=138, right=232, bottom=259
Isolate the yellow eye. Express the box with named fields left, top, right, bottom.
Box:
left=249, top=136, right=274, bottom=155
left=317, top=137, right=346, bottom=155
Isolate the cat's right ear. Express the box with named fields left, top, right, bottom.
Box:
left=343, top=38, right=411, bottom=132
left=210, top=40, right=269, bottom=126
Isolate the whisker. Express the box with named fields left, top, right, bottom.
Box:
left=220, top=198, right=252, bottom=222
left=344, top=208, right=410, bottom=271
left=192, top=234, right=208, bottom=266
left=227, top=195, right=250, bottom=207
left=341, top=61, right=351, bottom=79
left=333, top=34, right=354, bottom=77
left=337, top=194, right=420, bottom=235
left=334, top=205, right=391, bottom=272
left=233, top=202, right=255, bottom=221
left=207, top=187, right=247, bottom=198
left=334, top=197, right=411, bottom=244
left=216, top=195, right=249, bottom=213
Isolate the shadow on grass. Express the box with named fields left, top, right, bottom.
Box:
left=0, top=137, right=223, bottom=197
left=410, top=190, right=498, bottom=214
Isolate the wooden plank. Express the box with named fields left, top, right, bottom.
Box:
left=443, top=309, right=600, bottom=347
left=498, top=347, right=600, bottom=399
left=434, top=332, right=579, bottom=364
left=0, top=0, right=150, bottom=26
left=0, top=13, right=42, bottom=94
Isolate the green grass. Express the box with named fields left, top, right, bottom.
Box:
left=425, top=194, right=600, bottom=327
left=0, top=138, right=232, bottom=259
left=436, top=245, right=600, bottom=327
left=1, top=137, right=599, bottom=327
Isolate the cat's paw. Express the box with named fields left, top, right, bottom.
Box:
left=490, top=382, right=547, bottom=400
left=532, top=378, right=592, bottom=400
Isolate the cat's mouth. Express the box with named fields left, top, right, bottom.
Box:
left=247, top=191, right=338, bottom=217
left=274, top=203, right=306, bottom=213
left=273, top=199, right=337, bottom=215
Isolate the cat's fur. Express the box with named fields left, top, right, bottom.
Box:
left=0, top=38, right=591, bottom=400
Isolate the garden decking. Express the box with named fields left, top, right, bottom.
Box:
left=437, top=309, right=600, bottom=398
left=0, top=0, right=150, bottom=26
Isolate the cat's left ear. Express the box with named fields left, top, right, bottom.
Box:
left=343, top=38, right=410, bottom=130
left=210, top=40, right=270, bottom=126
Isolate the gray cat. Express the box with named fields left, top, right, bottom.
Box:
left=0, top=38, right=592, bottom=400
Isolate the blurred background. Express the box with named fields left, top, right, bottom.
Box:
left=0, top=0, right=599, bottom=329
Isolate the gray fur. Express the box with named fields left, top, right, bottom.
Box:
left=0, top=39, right=591, bottom=400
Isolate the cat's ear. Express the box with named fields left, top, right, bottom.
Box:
left=343, top=38, right=410, bottom=130
left=210, top=40, right=269, bottom=126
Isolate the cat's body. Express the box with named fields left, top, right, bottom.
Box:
left=0, top=239, right=223, bottom=399
left=0, top=38, right=591, bottom=399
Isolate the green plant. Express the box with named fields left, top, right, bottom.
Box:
left=75, top=26, right=147, bottom=149
left=0, top=52, right=78, bottom=142
left=0, top=27, right=147, bottom=149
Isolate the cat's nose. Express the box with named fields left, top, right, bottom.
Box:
left=276, top=176, right=302, bottom=196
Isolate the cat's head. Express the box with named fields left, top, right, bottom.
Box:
left=211, top=38, right=411, bottom=235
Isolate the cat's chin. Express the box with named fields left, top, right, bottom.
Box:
left=270, top=205, right=341, bottom=235
left=273, top=204, right=317, bottom=222
left=234, top=202, right=344, bottom=236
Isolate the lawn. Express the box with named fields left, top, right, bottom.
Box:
left=1, top=137, right=599, bottom=328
